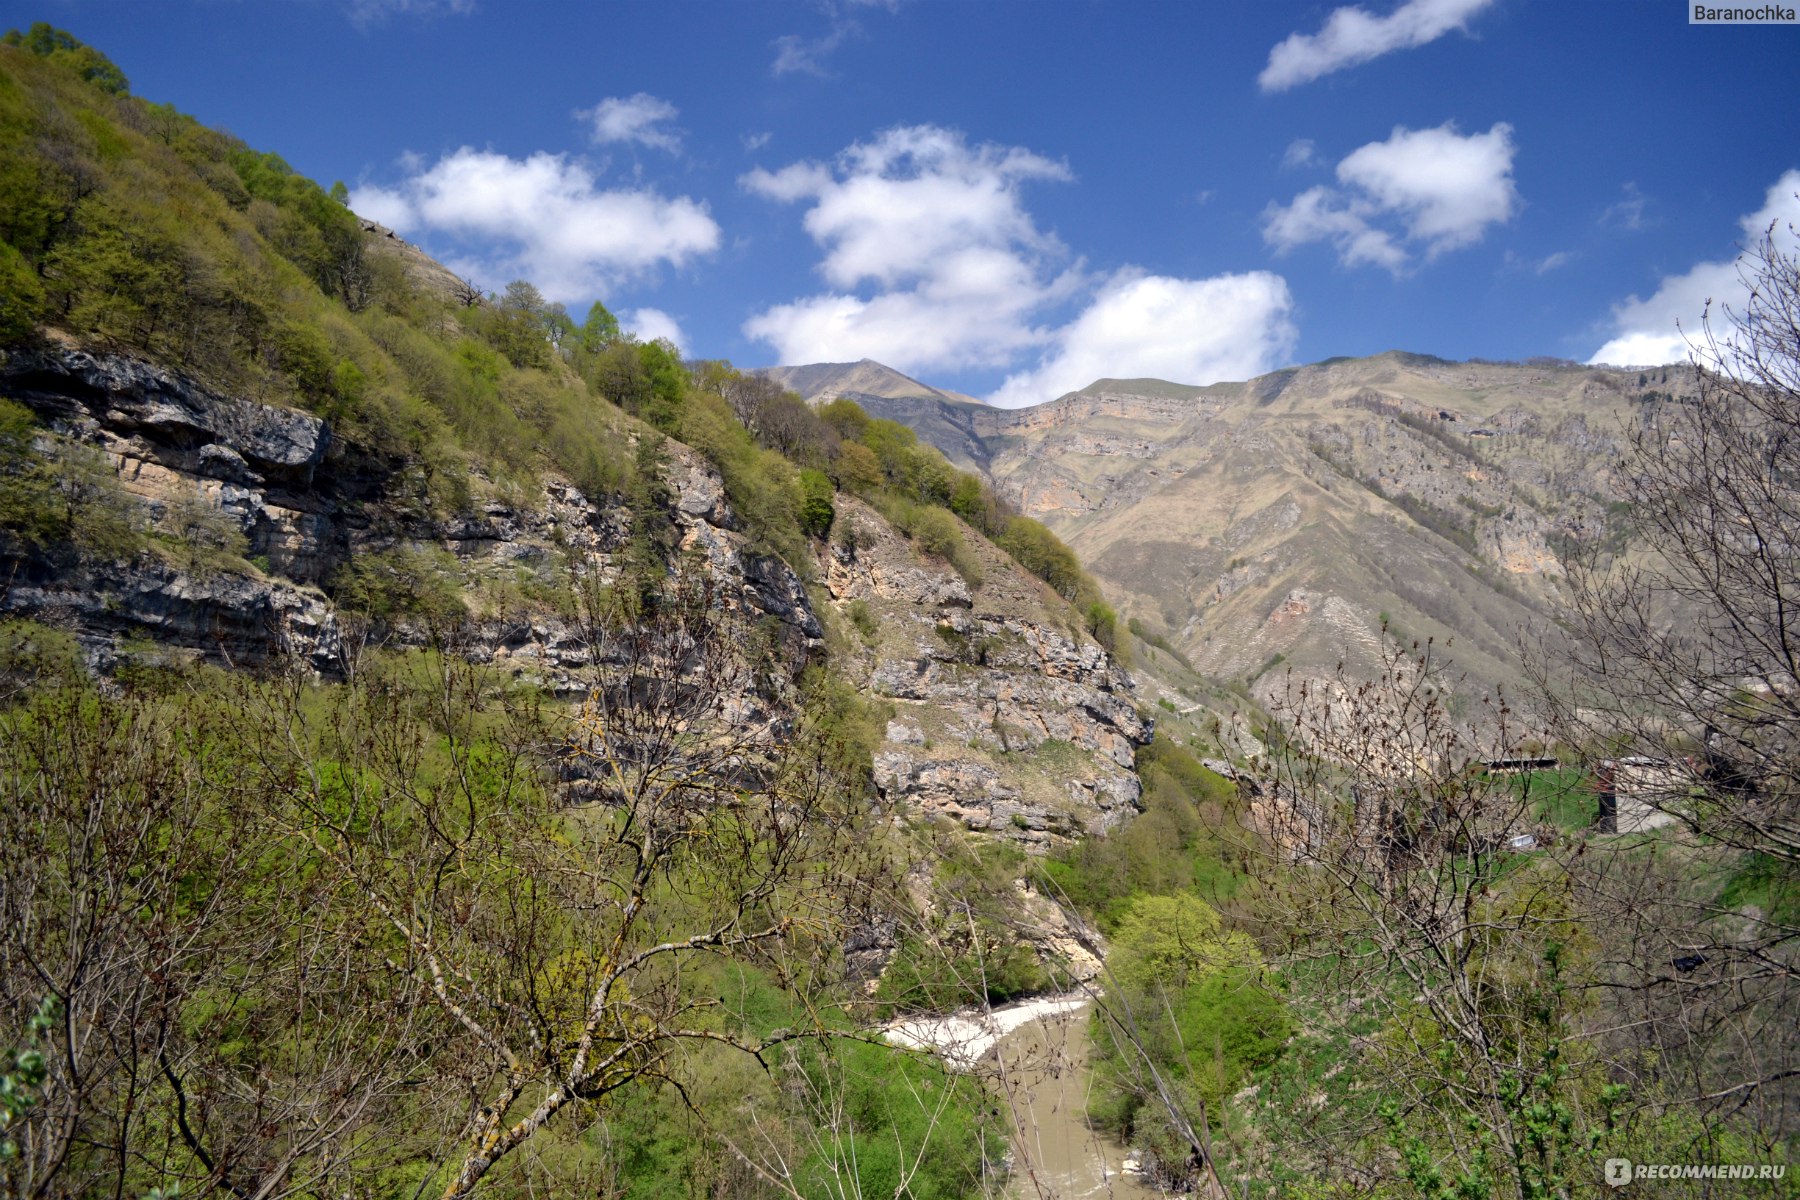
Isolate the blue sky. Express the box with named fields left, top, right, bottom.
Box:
left=20, top=0, right=1800, bottom=405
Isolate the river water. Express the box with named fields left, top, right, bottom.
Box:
left=886, top=995, right=1165, bottom=1200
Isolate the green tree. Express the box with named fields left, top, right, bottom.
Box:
left=1106, top=892, right=1261, bottom=992
left=817, top=397, right=870, bottom=443
left=0, top=242, right=42, bottom=341
left=3, top=24, right=129, bottom=95
left=580, top=299, right=621, bottom=353
left=1086, top=892, right=1287, bottom=1193
left=481, top=278, right=553, bottom=368
left=831, top=441, right=883, bottom=495
left=636, top=337, right=688, bottom=432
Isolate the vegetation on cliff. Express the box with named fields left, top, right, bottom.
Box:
left=0, top=28, right=1115, bottom=1197
left=1, top=23, right=1795, bottom=1200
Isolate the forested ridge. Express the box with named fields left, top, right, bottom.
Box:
left=1, top=25, right=1796, bottom=1200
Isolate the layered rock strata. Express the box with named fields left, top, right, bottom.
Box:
left=0, top=347, right=821, bottom=701
left=819, top=497, right=1150, bottom=847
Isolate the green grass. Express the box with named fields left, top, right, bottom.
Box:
left=1505, top=766, right=1597, bottom=830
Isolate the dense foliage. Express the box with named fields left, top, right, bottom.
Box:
left=0, top=603, right=1006, bottom=1198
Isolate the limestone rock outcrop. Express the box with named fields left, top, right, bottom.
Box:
left=3, top=347, right=1147, bottom=854
left=0, top=347, right=821, bottom=702
left=820, top=497, right=1149, bottom=847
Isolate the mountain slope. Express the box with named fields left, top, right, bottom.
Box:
left=762, top=358, right=981, bottom=408
left=0, top=33, right=1146, bottom=850
left=825, top=353, right=1698, bottom=707
left=762, top=359, right=996, bottom=472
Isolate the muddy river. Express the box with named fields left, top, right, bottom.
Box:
left=887, top=995, right=1165, bottom=1199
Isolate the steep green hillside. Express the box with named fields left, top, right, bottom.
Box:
left=0, top=28, right=1145, bottom=1198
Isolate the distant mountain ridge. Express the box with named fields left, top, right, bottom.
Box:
left=760, top=359, right=998, bottom=470
left=760, top=359, right=983, bottom=408
left=774, top=352, right=1701, bottom=709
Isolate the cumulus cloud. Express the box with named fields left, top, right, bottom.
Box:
left=985, top=272, right=1298, bottom=408
left=1588, top=170, right=1800, bottom=367
left=1260, top=0, right=1494, bottom=91
left=740, top=125, right=1076, bottom=371
left=580, top=94, right=682, bottom=153
left=350, top=148, right=719, bottom=302
left=742, top=125, right=1297, bottom=405
left=1263, top=122, right=1518, bottom=272
left=625, top=307, right=685, bottom=352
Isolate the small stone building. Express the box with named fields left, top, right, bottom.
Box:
left=1596, top=757, right=1687, bottom=833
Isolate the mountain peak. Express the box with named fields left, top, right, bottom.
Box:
left=760, top=360, right=984, bottom=409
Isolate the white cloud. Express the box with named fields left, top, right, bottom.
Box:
left=1588, top=170, right=1800, bottom=367
left=1601, top=181, right=1653, bottom=232
left=741, top=125, right=1075, bottom=372
left=742, top=131, right=773, bottom=153
left=744, top=125, right=1299, bottom=405
left=625, top=308, right=685, bottom=352
left=1260, top=0, right=1494, bottom=91
left=772, top=27, right=849, bottom=76
left=1534, top=250, right=1572, bottom=274
left=349, top=147, right=719, bottom=302
left=1264, top=185, right=1408, bottom=272
left=580, top=94, right=682, bottom=153
left=1282, top=138, right=1316, bottom=169
left=771, top=0, right=903, bottom=76
left=1504, top=249, right=1573, bottom=275
left=349, top=184, right=415, bottom=233
left=346, top=0, right=474, bottom=29
left=1263, top=122, right=1518, bottom=272
left=986, top=272, right=1297, bottom=409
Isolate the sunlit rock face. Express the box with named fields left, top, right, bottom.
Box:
left=819, top=495, right=1149, bottom=850
left=0, top=347, right=822, bottom=712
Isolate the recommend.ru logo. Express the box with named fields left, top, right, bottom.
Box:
left=1605, top=1157, right=1787, bottom=1186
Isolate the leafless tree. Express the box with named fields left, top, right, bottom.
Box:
left=1246, top=641, right=1622, bottom=1198
left=1535, top=221, right=1800, bottom=1145
left=451, top=275, right=483, bottom=309
left=713, top=372, right=787, bottom=440
left=0, top=681, right=429, bottom=1199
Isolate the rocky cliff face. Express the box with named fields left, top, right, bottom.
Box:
left=817, top=496, right=1149, bottom=847
left=0, top=346, right=821, bottom=702
left=2, top=347, right=1147, bottom=844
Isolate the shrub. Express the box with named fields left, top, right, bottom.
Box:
left=844, top=598, right=877, bottom=642
left=911, top=506, right=963, bottom=561
left=798, top=468, right=835, bottom=539
left=331, top=545, right=466, bottom=623
left=154, top=488, right=247, bottom=577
